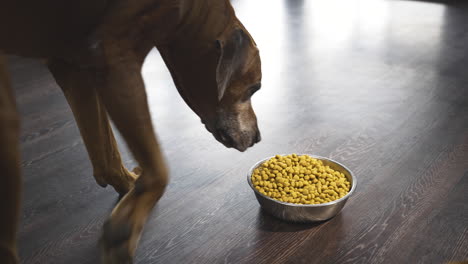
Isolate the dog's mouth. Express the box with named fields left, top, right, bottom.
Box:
left=214, top=128, right=236, bottom=149
left=203, top=121, right=261, bottom=152
left=203, top=123, right=233, bottom=148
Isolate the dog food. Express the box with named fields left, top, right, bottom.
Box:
left=251, top=154, right=351, bottom=204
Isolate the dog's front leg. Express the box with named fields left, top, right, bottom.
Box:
left=0, top=54, right=21, bottom=264
left=48, top=60, right=139, bottom=195
left=82, top=55, right=168, bottom=263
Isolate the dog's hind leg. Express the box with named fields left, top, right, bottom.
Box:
left=87, top=57, right=168, bottom=263
left=0, top=54, right=21, bottom=264
left=48, top=60, right=139, bottom=195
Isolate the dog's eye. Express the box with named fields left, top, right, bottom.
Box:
left=248, top=83, right=261, bottom=96
left=242, top=83, right=261, bottom=102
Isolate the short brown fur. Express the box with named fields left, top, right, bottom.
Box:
left=0, top=0, right=262, bottom=263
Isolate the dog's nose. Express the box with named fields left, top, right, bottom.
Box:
left=248, top=131, right=261, bottom=148
left=254, top=131, right=261, bottom=143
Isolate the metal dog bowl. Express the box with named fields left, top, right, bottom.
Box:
left=247, top=154, right=356, bottom=223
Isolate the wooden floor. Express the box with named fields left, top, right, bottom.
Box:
left=7, top=0, right=468, bottom=263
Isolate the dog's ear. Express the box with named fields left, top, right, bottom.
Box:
left=216, top=28, right=250, bottom=101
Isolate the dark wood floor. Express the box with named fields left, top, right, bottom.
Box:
left=7, top=0, right=468, bottom=263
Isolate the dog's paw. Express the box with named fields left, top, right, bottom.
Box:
left=100, top=220, right=134, bottom=264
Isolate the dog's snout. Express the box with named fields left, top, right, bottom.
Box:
left=255, top=131, right=261, bottom=143
left=210, top=116, right=260, bottom=152
left=217, top=129, right=234, bottom=147
left=248, top=131, right=261, bottom=148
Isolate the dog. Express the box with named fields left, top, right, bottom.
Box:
left=0, top=0, right=262, bottom=263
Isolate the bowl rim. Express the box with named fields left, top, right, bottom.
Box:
left=247, top=154, right=357, bottom=207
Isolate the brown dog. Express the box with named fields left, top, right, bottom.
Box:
left=0, top=0, right=262, bottom=263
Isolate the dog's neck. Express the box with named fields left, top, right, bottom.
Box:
left=150, top=0, right=238, bottom=121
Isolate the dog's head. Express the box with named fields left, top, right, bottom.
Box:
left=159, top=23, right=262, bottom=152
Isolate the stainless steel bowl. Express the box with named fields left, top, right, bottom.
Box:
left=247, top=154, right=356, bottom=223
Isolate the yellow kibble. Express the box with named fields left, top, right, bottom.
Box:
left=251, top=154, right=351, bottom=205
